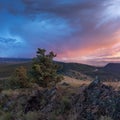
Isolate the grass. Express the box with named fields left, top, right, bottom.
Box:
left=62, top=76, right=91, bottom=87
left=0, top=62, right=32, bottom=78
left=0, top=61, right=120, bottom=120
left=62, top=76, right=120, bottom=91
left=0, top=74, right=119, bottom=120
left=99, top=116, right=113, bottom=120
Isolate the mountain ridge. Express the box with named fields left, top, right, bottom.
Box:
left=104, top=63, right=120, bottom=74
left=0, top=57, right=32, bottom=63
left=0, top=58, right=120, bottom=81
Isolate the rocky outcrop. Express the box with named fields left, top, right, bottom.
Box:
left=23, top=79, right=120, bottom=120
left=24, top=87, right=64, bottom=114
left=72, top=79, right=120, bottom=120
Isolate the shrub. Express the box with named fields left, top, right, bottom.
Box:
left=60, top=96, right=71, bottom=114
left=50, top=111, right=57, bottom=120
left=99, top=116, right=113, bottom=120
left=23, top=111, right=46, bottom=120
left=0, top=112, right=13, bottom=120
left=9, top=66, right=30, bottom=89
left=55, top=96, right=71, bottom=115
left=30, top=48, right=63, bottom=87
left=24, top=111, right=40, bottom=120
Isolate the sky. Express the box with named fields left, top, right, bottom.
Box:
left=0, top=0, right=120, bottom=66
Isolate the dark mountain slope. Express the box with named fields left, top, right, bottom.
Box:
left=56, top=62, right=97, bottom=80
left=57, top=62, right=120, bottom=81
left=0, top=58, right=32, bottom=63
left=57, top=62, right=96, bottom=73
left=0, top=58, right=120, bottom=81
left=103, top=63, right=120, bottom=74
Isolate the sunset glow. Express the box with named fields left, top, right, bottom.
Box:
left=0, top=0, right=120, bottom=66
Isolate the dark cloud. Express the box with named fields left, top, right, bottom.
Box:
left=0, top=0, right=120, bottom=65
left=0, top=37, right=17, bottom=44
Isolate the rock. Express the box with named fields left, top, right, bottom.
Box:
left=24, top=87, right=58, bottom=114
left=61, top=82, right=70, bottom=86
left=24, top=90, right=44, bottom=113
left=23, top=79, right=120, bottom=120
left=88, top=76, right=101, bottom=89
left=72, top=80, right=120, bottom=120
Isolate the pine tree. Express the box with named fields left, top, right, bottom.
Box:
left=31, top=48, right=63, bottom=87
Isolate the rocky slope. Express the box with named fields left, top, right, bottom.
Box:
left=0, top=79, right=120, bottom=120
left=72, top=79, right=120, bottom=120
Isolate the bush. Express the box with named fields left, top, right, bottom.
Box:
left=99, top=116, right=113, bottom=120
left=55, top=96, right=71, bottom=115
left=0, top=112, right=13, bottom=120
left=24, top=111, right=40, bottom=120
left=9, top=66, right=30, bottom=89
left=30, top=48, right=63, bottom=87
left=23, top=111, right=47, bottom=120
left=60, top=96, right=71, bottom=114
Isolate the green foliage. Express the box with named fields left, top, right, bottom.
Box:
left=59, top=96, right=71, bottom=114
left=23, top=111, right=41, bottom=120
left=0, top=62, right=32, bottom=78
left=9, top=66, right=30, bottom=89
left=99, top=116, right=113, bottom=120
left=0, top=112, right=13, bottom=120
left=31, top=48, right=63, bottom=87
left=49, top=112, right=57, bottom=120
left=55, top=96, right=71, bottom=115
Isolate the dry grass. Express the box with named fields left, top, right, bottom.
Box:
left=104, top=81, right=120, bottom=90
left=62, top=76, right=120, bottom=91
left=62, top=76, right=91, bottom=87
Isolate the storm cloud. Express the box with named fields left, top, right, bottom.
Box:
left=0, top=0, right=120, bottom=65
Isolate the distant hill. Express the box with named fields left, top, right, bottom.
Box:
left=57, top=62, right=96, bottom=80
left=103, top=63, right=120, bottom=74
left=0, top=60, right=97, bottom=80
left=0, top=58, right=32, bottom=63
left=0, top=62, right=32, bottom=78
left=57, top=62, right=96, bottom=73
left=0, top=59, right=120, bottom=81
left=57, top=62, right=120, bottom=81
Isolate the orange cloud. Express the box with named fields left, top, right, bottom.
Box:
left=56, top=31, right=120, bottom=66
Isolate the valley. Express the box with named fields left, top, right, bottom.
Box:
left=1, top=58, right=120, bottom=120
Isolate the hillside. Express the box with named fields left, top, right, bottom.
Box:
left=1, top=78, right=120, bottom=120
left=0, top=59, right=120, bottom=82
left=0, top=60, right=95, bottom=79
left=103, top=63, right=120, bottom=74
left=57, top=62, right=95, bottom=80
left=57, top=62, right=120, bottom=81
left=0, top=62, right=32, bottom=78
left=0, top=61, right=96, bottom=80
left=0, top=58, right=31, bottom=63
left=1, top=57, right=120, bottom=120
